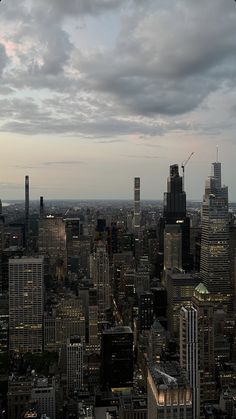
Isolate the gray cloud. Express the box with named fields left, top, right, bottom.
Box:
left=0, top=44, right=8, bottom=75
left=36, top=0, right=126, bottom=19
left=1, top=0, right=236, bottom=139
left=75, top=0, right=236, bottom=116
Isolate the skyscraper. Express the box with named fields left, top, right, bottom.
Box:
left=39, top=196, right=44, bottom=219
left=9, top=256, right=44, bottom=353
left=192, top=283, right=216, bottom=407
left=25, top=175, right=30, bottom=249
left=66, top=336, right=84, bottom=395
left=134, top=177, right=141, bottom=238
left=101, top=326, right=133, bottom=391
left=160, top=164, right=191, bottom=271
left=200, top=160, right=231, bottom=307
left=134, top=177, right=141, bottom=259
left=90, top=242, right=111, bottom=320
left=180, top=306, right=200, bottom=419
left=38, top=216, right=67, bottom=280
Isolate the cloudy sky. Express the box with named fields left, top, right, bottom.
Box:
left=0, top=0, right=236, bottom=200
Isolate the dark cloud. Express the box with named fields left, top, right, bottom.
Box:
left=1, top=0, right=236, bottom=138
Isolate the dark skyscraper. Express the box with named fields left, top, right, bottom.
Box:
left=40, top=196, right=44, bottom=219
left=25, top=175, right=29, bottom=249
left=160, top=164, right=191, bottom=271
left=164, top=164, right=186, bottom=218
left=101, top=326, right=133, bottom=391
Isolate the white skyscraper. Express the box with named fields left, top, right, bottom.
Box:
left=180, top=306, right=200, bottom=419
left=67, top=336, right=83, bottom=394
left=9, top=257, right=44, bottom=353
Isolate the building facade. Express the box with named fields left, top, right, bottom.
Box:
left=9, top=257, right=44, bottom=353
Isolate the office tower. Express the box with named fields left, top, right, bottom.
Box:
left=139, top=292, right=154, bottom=332
left=101, top=326, right=133, bottom=391
left=135, top=256, right=150, bottom=295
left=160, top=164, right=191, bottom=271
left=166, top=269, right=199, bottom=337
left=147, top=361, right=192, bottom=419
left=200, top=160, right=231, bottom=308
left=9, top=256, right=44, bottom=353
left=164, top=224, right=182, bottom=271
left=134, top=177, right=141, bottom=259
left=192, top=283, right=216, bottom=407
left=65, top=217, right=81, bottom=274
left=31, top=377, right=56, bottom=419
left=38, top=216, right=67, bottom=280
left=44, top=294, right=86, bottom=351
left=25, top=175, right=30, bottom=249
left=88, top=288, right=99, bottom=348
left=90, top=242, right=111, bottom=321
left=180, top=307, right=200, bottom=419
left=39, top=196, right=44, bottom=219
left=134, top=177, right=141, bottom=238
left=67, top=336, right=84, bottom=395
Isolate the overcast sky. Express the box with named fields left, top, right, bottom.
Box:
left=0, top=0, right=236, bottom=200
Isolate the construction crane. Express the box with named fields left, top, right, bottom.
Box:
left=181, top=152, right=194, bottom=191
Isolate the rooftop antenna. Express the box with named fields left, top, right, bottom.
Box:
left=216, top=145, right=219, bottom=163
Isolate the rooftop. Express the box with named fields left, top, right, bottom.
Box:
left=149, top=362, right=190, bottom=389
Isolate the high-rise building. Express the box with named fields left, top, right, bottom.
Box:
left=38, top=216, right=67, bottom=280
left=134, top=177, right=141, bottom=238
left=90, top=242, right=111, bottom=320
left=147, top=361, right=192, bottom=419
left=39, top=196, right=44, bottom=219
left=164, top=224, right=182, bottom=271
left=166, top=269, right=199, bottom=337
left=139, top=292, right=154, bottom=332
left=160, top=164, right=191, bottom=271
left=180, top=306, right=200, bottom=419
left=101, top=326, right=133, bottom=391
left=134, top=177, right=141, bottom=259
left=192, top=283, right=216, bottom=407
left=25, top=175, right=30, bottom=249
left=9, top=257, right=44, bottom=353
left=67, top=336, right=84, bottom=395
left=200, top=160, right=231, bottom=308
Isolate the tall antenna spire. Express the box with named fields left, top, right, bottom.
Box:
left=216, top=145, right=219, bottom=163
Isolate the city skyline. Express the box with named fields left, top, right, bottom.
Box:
left=1, top=1, right=236, bottom=199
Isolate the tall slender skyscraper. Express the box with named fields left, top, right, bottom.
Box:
left=200, top=161, right=231, bottom=305
left=39, top=196, right=44, bottom=219
left=25, top=175, right=29, bottom=249
left=134, top=177, right=141, bottom=239
left=180, top=306, right=200, bottom=419
left=9, top=256, right=44, bottom=353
